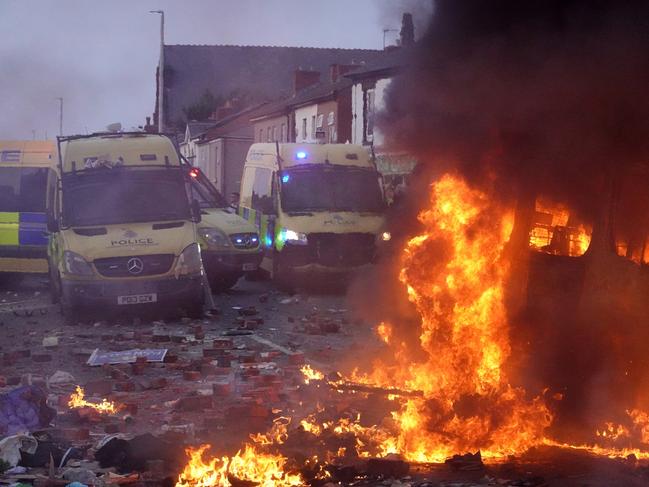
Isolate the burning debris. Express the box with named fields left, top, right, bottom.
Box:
left=68, top=385, right=118, bottom=414
left=175, top=444, right=304, bottom=487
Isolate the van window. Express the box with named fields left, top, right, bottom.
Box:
left=251, top=168, right=273, bottom=213
left=240, top=167, right=254, bottom=208
left=0, top=167, right=48, bottom=212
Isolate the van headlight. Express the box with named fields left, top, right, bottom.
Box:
left=381, top=231, right=392, bottom=242
left=174, top=243, right=203, bottom=277
left=282, top=229, right=308, bottom=245
left=63, top=251, right=94, bottom=276
left=199, top=228, right=230, bottom=249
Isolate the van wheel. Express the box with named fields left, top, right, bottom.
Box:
left=273, top=252, right=295, bottom=294
left=185, top=296, right=205, bottom=320
left=60, top=302, right=82, bottom=322
left=209, top=274, right=240, bottom=293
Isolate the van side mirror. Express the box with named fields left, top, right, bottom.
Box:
left=47, top=214, right=59, bottom=233
left=191, top=200, right=202, bottom=223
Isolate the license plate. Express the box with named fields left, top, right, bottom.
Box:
left=117, top=293, right=157, bottom=305
left=242, top=263, right=257, bottom=271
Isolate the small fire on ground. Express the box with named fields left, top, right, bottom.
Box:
left=68, top=385, right=118, bottom=414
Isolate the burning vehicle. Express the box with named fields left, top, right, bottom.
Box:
left=238, top=143, right=390, bottom=290
left=46, top=132, right=205, bottom=317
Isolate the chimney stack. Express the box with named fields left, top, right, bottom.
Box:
left=400, top=12, right=415, bottom=46
left=329, top=64, right=358, bottom=82
left=294, top=69, right=321, bottom=94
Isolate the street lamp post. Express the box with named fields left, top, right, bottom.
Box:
left=150, top=10, right=165, bottom=133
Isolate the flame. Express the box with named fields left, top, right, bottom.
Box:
left=176, top=445, right=303, bottom=487
left=348, top=174, right=551, bottom=461
left=629, top=409, right=649, bottom=444
left=596, top=422, right=630, bottom=441
left=250, top=417, right=290, bottom=446
left=68, top=385, right=117, bottom=414
left=529, top=198, right=591, bottom=256
left=377, top=322, right=392, bottom=344
left=300, top=365, right=324, bottom=384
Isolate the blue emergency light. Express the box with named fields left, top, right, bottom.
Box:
left=296, top=151, right=307, bottom=160
left=282, top=174, right=290, bottom=183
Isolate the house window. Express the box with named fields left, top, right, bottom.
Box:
left=258, top=129, right=263, bottom=142
left=328, top=112, right=335, bottom=126
left=301, top=118, right=307, bottom=140
left=329, top=126, right=337, bottom=143
left=266, top=127, right=271, bottom=143
left=316, top=114, right=324, bottom=129
left=272, top=126, right=277, bottom=142
left=311, top=116, right=316, bottom=138
left=281, top=124, right=287, bottom=142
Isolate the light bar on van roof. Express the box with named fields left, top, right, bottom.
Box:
left=295, top=151, right=307, bottom=160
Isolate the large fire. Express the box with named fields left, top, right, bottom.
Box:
left=176, top=174, right=649, bottom=486
left=68, top=385, right=117, bottom=414
left=343, top=174, right=551, bottom=461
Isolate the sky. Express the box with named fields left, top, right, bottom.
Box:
left=0, top=0, right=432, bottom=140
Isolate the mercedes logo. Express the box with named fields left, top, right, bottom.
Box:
left=127, top=257, right=144, bottom=275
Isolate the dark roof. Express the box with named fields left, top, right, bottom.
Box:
left=251, top=77, right=354, bottom=121
left=198, top=102, right=271, bottom=143
left=186, top=121, right=217, bottom=139
left=162, top=44, right=384, bottom=126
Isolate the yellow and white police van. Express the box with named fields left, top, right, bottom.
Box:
left=238, top=143, right=389, bottom=289
left=186, top=166, right=262, bottom=291
left=47, top=132, right=204, bottom=317
left=0, top=140, right=54, bottom=277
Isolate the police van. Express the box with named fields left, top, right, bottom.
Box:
left=238, top=143, right=389, bottom=289
left=186, top=166, right=262, bottom=291
left=47, top=133, right=204, bottom=317
left=0, top=140, right=54, bottom=277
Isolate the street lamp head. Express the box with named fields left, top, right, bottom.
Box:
left=149, top=10, right=163, bottom=14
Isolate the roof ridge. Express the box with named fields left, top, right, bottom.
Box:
left=164, top=44, right=382, bottom=52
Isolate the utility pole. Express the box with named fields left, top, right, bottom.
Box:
left=56, top=97, right=63, bottom=136
left=150, top=10, right=165, bottom=133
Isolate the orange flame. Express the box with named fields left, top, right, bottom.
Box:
left=377, top=322, right=393, bottom=344
left=68, top=385, right=117, bottom=414
left=175, top=445, right=303, bottom=487
left=349, top=174, right=551, bottom=461
left=300, top=365, right=324, bottom=384
left=529, top=198, right=591, bottom=256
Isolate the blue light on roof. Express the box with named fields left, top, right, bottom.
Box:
left=282, top=174, right=290, bottom=183
left=296, top=151, right=307, bottom=160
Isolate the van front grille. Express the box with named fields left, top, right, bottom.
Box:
left=230, top=233, right=260, bottom=249
left=93, top=254, right=175, bottom=278
left=308, top=233, right=376, bottom=267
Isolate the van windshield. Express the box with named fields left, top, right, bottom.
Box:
left=62, top=168, right=191, bottom=226
left=0, top=167, right=48, bottom=213
left=280, top=166, right=384, bottom=213
left=188, top=170, right=228, bottom=209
